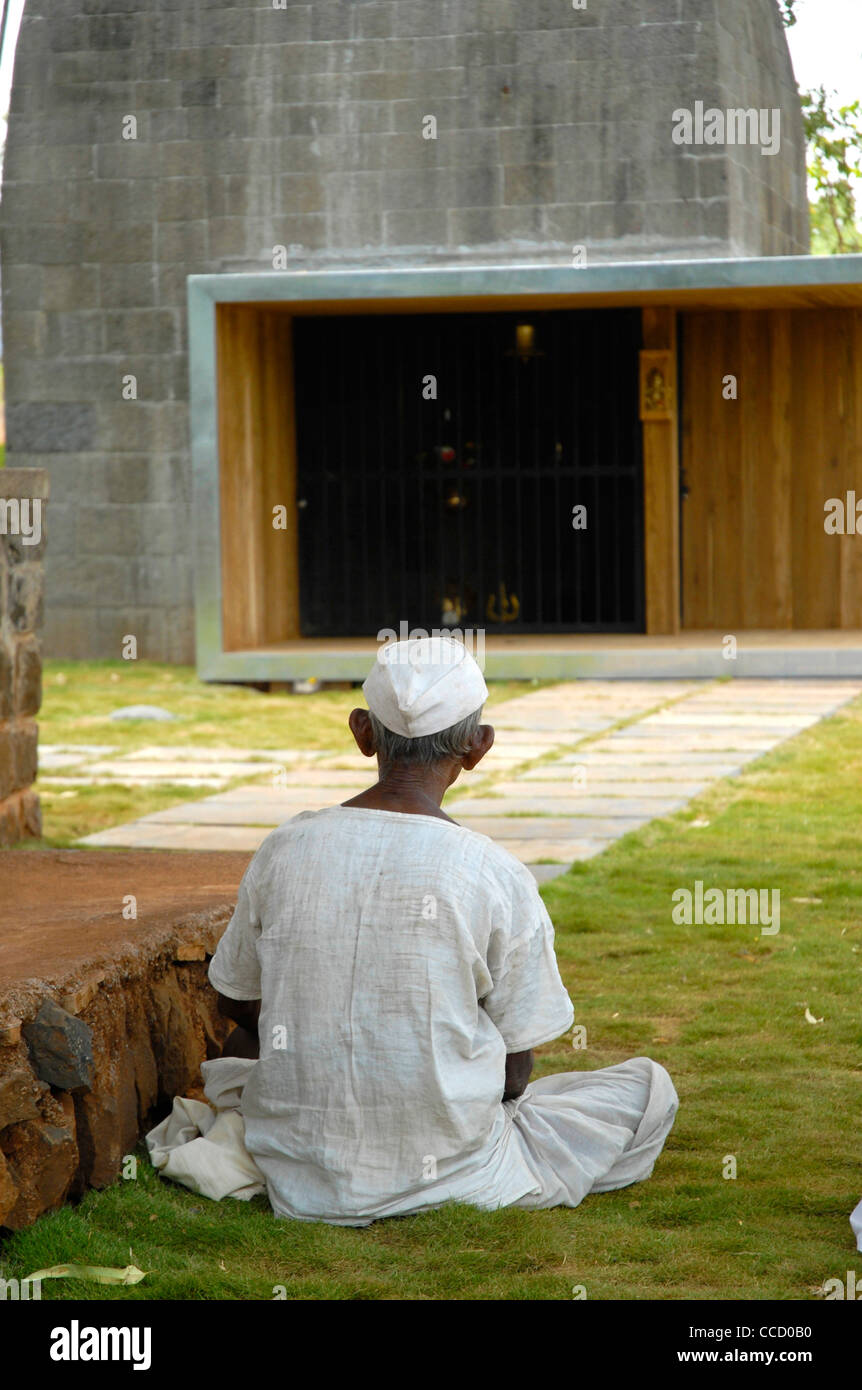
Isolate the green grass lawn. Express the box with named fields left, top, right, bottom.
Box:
left=2, top=687, right=861, bottom=1299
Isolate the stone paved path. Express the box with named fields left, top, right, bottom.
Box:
left=75, top=679, right=862, bottom=882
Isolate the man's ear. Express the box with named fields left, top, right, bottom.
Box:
left=461, top=723, right=494, bottom=771
left=348, top=708, right=377, bottom=758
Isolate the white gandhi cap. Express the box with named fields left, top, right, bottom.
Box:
left=362, top=636, right=488, bottom=739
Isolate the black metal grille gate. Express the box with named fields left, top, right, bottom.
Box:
left=292, top=309, right=644, bottom=636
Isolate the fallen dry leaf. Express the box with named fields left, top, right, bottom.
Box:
left=23, top=1264, right=147, bottom=1286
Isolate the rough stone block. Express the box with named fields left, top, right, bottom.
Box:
left=41, top=263, right=99, bottom=312
left=9, top=567, right=45, bottom=632
left=19, top=790, right=42, bottom=840
left=383, top=208, right=449, bottom=246
left=0, top=794, right=21, bottom=846
left=104, top=309, right=178, bottom=355
left=75, top=1082, right=138, bottom=1189
left=0, top=1066, right=42, bottom=1129
left=0, top=1018, right=23, bottom=1047
left=0, top=644, right=12, bottom=721
left=174, top=942, right=207, bottom=962
left=23, top=999, right=95, bottom=1093
left=0, top=730, right=11, bottom=802
left=156, top=178, right=207, bottom=222
left=5, top=402, right=96, bottom=453
left=0, top=1150, right=20, bottom=1226
left=44, top=310, right=105, bottom=358
left=0, top=1098, right=78, bottom=1229
left=504, top=162, right=556, bottom=205
left=310, top=2, right=353, bottom=41
left=149, top=974, right=206, bottom=1103
left=60, top=974, right=106, bottom=1016
left=13, top=635, right=42, bottom=722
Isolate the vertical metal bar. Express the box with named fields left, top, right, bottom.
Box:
left=513, top=316, right=523, bottom=626
left=454, top=314, right=463, bottom=629
left=417, top=315, right=427, bottom=631
left=340, top=321, right=350, bottom=633
left=436, top=315, right=444, bottom=631
left=528, top=318, right=536, bottom=622
left=494, top=319, right=504, bottom=631
left=320, top=322, right=330, bottom=635
left=613, top=314, right=621, bottom=627
left=554, top=313, right=562, bottom=627
left=573, top=311, right=582, bottom=629
left=397, top=320, right=406, bottom=622
left=593, top=313, right=602, bottom=628
left=474, top=315, right=483, bottom=637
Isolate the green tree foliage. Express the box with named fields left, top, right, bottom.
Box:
left=778, top=0, right=799, bottom=25
left=802, top=88, right=862, bottom=254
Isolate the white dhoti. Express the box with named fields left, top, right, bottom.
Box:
left=145, top=1057, right=266, bottom=1203
left=146, top=1055, right=677, bottom=1216
left=508, top=1057, right=679, bottom=1209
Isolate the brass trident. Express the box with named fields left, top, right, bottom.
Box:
left=486, top=583, right=520, bottom=623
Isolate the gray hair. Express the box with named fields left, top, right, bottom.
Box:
left=368, top=706, right=483, bottom=767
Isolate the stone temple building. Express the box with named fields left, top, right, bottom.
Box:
left=4, top=0, right=862, bottom=681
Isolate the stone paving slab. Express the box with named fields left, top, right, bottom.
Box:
left=574, top=763, right=750, bottom=780
left=41, top=774, right=228, bottom=790
left=607, top=728, right=778, bottom=746
left=530, top=864, right=573, bottom=884
left=488, top=728, right=588, bottom=743
left=449, top=795, right=687, bottom=817
left=207, top=783, right=355, bottom=802
left=83, top=759, right=284, bottom=780
left=515, top=771, right=708, bottom=794
left=39, top=747, right=118, bottom=770
left=453, top=815, right=649, bottom=839
left=82, top=823, right=270, bottom=852
left=269, top=770, right=374, bottom=787
left=142, top=792, right=343, bottom=824
left=491, top=838, right=614, bottom=863
left=491, top=716, right=614, bottom=734
left=579, top=738, right=771, bottom=756
left=641, top=712, right=818, bottom=728
left=118, top=746, right=329, bottom=763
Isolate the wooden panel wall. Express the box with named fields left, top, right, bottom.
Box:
left=681, top=307, right=862, bottom=630
left=217, top=305, right=300, bottom=650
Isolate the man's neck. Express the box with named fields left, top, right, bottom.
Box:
left=341, top=760, right=459, bottom=821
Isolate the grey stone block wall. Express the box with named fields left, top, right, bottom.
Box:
left=0, top=0, right=809, bottom=661
left=0, top=470, right=48, bottom=844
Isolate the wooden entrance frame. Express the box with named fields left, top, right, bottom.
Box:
left=189, top=256, right=862, bottom=682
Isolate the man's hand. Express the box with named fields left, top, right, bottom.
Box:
left=503, top=1048, right=533, bottom=1102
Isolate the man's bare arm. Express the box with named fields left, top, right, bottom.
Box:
left=503, top=1048, right=533, bottom=1102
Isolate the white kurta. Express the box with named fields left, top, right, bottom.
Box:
left=159, top=807, right=677, bottom=1224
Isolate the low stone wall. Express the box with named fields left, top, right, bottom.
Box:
left=0, top=850, right=251, bottom=1230
left=0, top=468, right=48, bottom=847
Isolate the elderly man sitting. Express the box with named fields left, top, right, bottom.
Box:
left=148, top=638, right=678, bottom=1223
